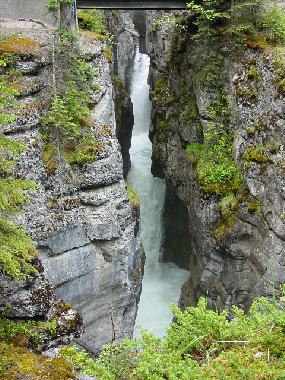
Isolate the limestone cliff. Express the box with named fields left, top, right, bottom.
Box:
left=1, top=19, right=142, bottom=354
left=146, top=7, right=285, bottom=311
left=107, top=10, right=138, bottom=178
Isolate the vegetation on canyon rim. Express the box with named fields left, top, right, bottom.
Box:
left=56, top=292, right=285, bottom=379
left=185, top=0, right=285, bottom=197
left=0, top=1, right=285, bottom=379
left=0, top=10, right=106, bottom=275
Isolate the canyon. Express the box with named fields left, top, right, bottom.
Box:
left=0, top=2, right=284, bottom=374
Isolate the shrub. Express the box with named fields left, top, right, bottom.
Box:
left=262, top=7, right=285, bottom=45
left=59, top=293, right=285, bottom=379
left=77, top=10, right=108, bottom=38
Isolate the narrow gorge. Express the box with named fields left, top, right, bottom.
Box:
left=0, top=1, right=285, bottom=379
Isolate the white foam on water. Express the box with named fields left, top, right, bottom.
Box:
left=128, top=50, right=189, bottom=338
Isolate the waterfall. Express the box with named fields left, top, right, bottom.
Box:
left=128, top=51, right=189, bottom=337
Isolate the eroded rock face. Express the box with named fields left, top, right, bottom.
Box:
left=146, top=11, right=285, bottom=312
left=1, top=20, right=142, bottom=353
left=107, top=11, right=138, bottom=178
left=0, top=259, right=83, bottom=351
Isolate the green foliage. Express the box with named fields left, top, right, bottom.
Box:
left=0, top=315, right=57, bottom=342
left=126, top=183, right=140, bottom=209
left=43, top=95, right=78, bottom=138
left=248, top=199, right=261, bottom=213
left=77, top=9, right=108, bottom=38
left=0, top=69, right=37, bottom=279
left=47, top=0, right=74, bottom=12
left=59, top=294, right=285, bottom=379
left=274, top=47, right=285, bottom=93
left=0, top=82, right=17, bottom=126
left=151, top=14, right=177, bottom=32
left=187, top=0, right=229, bottom=41
left=41, top=28, right=99, bottom=170
left=243, top=145, right=271, bottom=163
left=186, top=0, right=285, bottom=50
left=187, top=128, right=242, bottom=196
left=0, top=342, right=74, bottom=380
left=181, top=97, right=198, bottom=121
left=262, top=7, right=285, bottom=45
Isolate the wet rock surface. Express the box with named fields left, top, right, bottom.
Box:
left=146, top=10, right=285, bottom=311
left=107, top=11, right=138, bottom=178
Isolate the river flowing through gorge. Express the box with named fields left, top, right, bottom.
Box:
left=127, top=51, right=189, bottom=338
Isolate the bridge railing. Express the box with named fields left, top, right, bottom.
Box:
left=76, top=0, right=187, bottom=9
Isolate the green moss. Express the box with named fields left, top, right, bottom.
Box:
left=236, top=85, right=258, bottom=101
left=187, top=137, right=242, bottom=196
left=104, top=46, right=112, bottom=63
left=77, top=9, right=108, bottom=38
left=247, top=64, right=260, bottom=82
left=64, top=141, right=98, bottom=166
left=126, top=183, right=140, bottom=209
left=248, top=199, right=261, bottom=213
left=212, top=193, right=240, bottom=239
left=0, top=35, right=39, bottom=56
left=166, top=95, right=176, bottom=104
left=243, top=145, right=270, bottom=163
left=42, top=142, right=57, bottom=175
left=274, top=48, right=285, bottom=93
left=0, top=342, right=75, bottom=380
left=114, top=75, right=123, bottom=89
left=157, top=119, right=172, bottom=131
left=154, top=75, right=167, bottom=94
left=0, top=316, right=58, bottom=344
left=181, top=97, right=198, bottom=121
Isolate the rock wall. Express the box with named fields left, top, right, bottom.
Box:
left=146, top=10, right=285, bottom=311
left=0, top=258, right=82, bottom=351
left=107, top=11, right=138, bottom=178
left=1, top=20, right=142, bottom=353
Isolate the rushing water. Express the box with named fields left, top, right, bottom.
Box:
left=127, top=51, right=190, bottom=338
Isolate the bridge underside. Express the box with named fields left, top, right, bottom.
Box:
left=76, top=0, right=186, bottom=9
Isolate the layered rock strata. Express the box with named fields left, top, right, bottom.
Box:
left=0, top=258, right=82, bottom=351
left=146, top=10, right=285, bottom=311
left=1, top=20, right=142, bottom=353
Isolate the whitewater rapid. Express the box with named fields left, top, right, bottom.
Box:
left=127, top=51, right=189, bottom=338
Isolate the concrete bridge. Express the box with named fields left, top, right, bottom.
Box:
left=77, top=0, right=186, bottom=9
left=0, top=0, right=187, bottom=30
